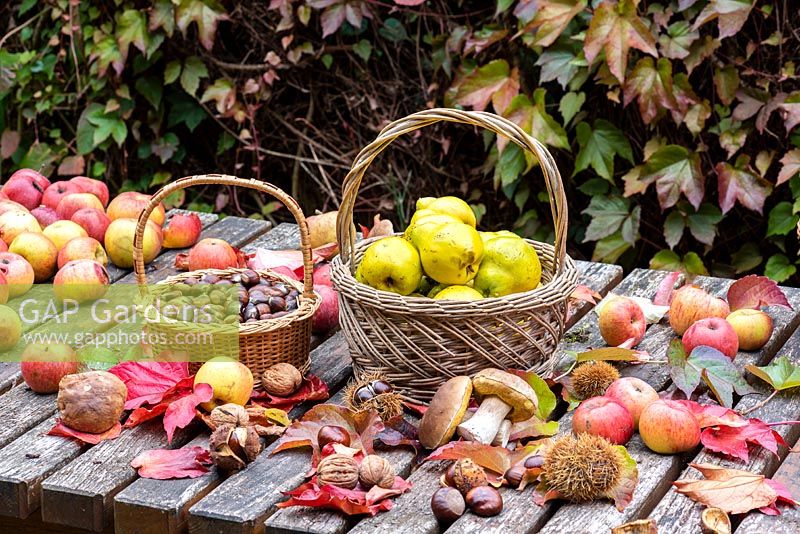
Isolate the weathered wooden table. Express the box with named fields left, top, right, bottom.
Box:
left=0, top=214, right=798, bottom=534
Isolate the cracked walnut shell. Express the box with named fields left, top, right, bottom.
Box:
left=359, top=455, right=395, bottom=489
left=317, top=454, right=359, bottom=489
left=209, top=424, right=262, bottom=474
left=210, top=403, right=249, bottom=428
left=261, top=363, right=303, bottom=397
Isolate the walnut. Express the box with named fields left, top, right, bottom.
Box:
left=210, top=403, right=249, bottom=428
left=209, top=424, right=262, bottom=474
left=317, top=454, right=359, bottom=489
left=57, top=371, right=127, bottom=434
left=261, top=363, right=303, bottom=397
left=358, top=455, right=395, bottom=489
left=450, top=458, right=488, bottom=495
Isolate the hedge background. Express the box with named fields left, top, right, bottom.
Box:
left=1, top=0, right=799, bottom=281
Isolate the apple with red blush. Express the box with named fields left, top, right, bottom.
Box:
left=70, top=176, right=109, bottom=207
left=0, top=239, right=5, bottom=253
left=53, top=259, right=110, bottom=303
left=669, top=284, right=730, bottom=335
left=20, top=343, right=79, bottom=394
left=312, top=285, right=339, bottom=333
left=313, top=263, right=333, bottom=287
left=30, top=205, right=60, bottom=228
left=42, top=181, right=81, bottom=210
left=682, top=317, right=739, bottom=359
left=56, top=193, right=103, bottom=220
left=598, top=296, right=646, bottom=347
left=107, top=191, right=165, bottom=225
left=70, top=208, right=110, bottom=242
left=604, top=377, right=659, bottom=429
left=726, top=309, right=774, bottom=351
left=186, top=238, right=238, bottom=270
left=0, top=199, right=27, bottom=216
left=8, top=232, right=58, bottom=282
left=0, top=272, right=8, bottom=304
left=162, top=213, right=202, bottom=248
left=0, top=252, right=35, bottom=297
left=57, top=237, right=108, bottom=268
left=638, top=399, right=701, bottom=454
left=0, top=210, right=41, bottom=244
left=572, top=396, right=634, bottom=445
left=1, top=177, right=45, bottom=210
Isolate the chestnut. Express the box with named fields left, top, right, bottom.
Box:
left=524, top=455, right=544, bottom=469
left=431, top=487, right=465, bottom=525
left=371, top=380, right=393, bottom=395
left=504, top=464, right=525, bottom=488
left=465, top=486, right=503, bottom=517
left=444, top=462, right=457, bottom=487
left=317, top=425, right=351, bottom=450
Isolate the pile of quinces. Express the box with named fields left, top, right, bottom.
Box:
left=356, top=196, right=541, bottom=300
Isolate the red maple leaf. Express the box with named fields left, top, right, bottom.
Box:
left=131, top=446, right=212, bottom=480
left=701, top=418, right=787, bottom=462
left=163, top=383, right=213, bottom=443
left=47, top=420, right=122, bottom=445
left=108, top=361, right=190, bottom=409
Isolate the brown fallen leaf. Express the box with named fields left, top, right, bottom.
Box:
left=673, top=463, right=777, bottom=514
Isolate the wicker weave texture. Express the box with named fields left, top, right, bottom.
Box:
left=132, top=175, right=319, bottom=377
left=331, top=109, right=579, bottom=403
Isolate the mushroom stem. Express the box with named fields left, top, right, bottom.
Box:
left=457, top=396, right=511, bottom=444
left=491, top=419, right=512, bottom=448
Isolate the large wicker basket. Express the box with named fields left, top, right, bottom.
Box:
left=132, top=174, right=320, bottom=376
left=330, top=109, right=579, bottom=404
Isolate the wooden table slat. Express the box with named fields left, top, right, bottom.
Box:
left=736, top=453, right=800, bottom=533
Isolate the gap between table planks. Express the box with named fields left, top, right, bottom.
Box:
left=0, top=215, right=269, bottom=531
left=181, top=259, right=622, bottom=534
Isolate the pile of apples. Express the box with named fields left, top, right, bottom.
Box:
left=356, top=196, right=542, bottom=301
left=598, top=285, right=774, bottom=355
left=0, top=168, right=203, bottom=302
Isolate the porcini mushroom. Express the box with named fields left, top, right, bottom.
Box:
left=457, top=368, right=537, bottom=444
left=418, top=376, right=473, bottom=449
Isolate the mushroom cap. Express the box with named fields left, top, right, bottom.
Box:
left=418, top=376, right=473, bottom=449
left=472, top=368, right=537, bottom=422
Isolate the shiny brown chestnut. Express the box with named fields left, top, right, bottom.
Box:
left=465, top=486, right=503, bottom=517
left=317, top=425, right=351, bottom=450
left=524, top=455, right=544, bottom=469
left=431, top=487, right=465, bottom=525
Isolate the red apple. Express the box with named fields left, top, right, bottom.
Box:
left=669, top=284, right=730, bottom=335
left=0, top=210, right=41, bottom=244
left=639, top=399, right=701, bottom=454
left=43, top=220, right=88, bottom=250
left=572, top=396, right=634, bottom=445
left=682, top=317, right=739, bottom=359
left=0, top=239, right=5, bottom=253
left=162, top=213, right=202, bottom=249
left=53, top=259, right=110, bottom=303
left=9, top=232, right=58, bottom=282
left=70, top=176, right=109, bottom=207
left=598, top=296, right=646, bottom=347
left=604, top=377, right=660, bottom=429
left=8, top=168, right=49, bottom=191
left=57, top=236, right=108, bottom=269
left=0, top=252, right=35, bottom=297
left=313, top=285, right=339, bottom=333
left=20, top=343, right=79, bottom=393
left=70, top=207, right=111, bottom=242
left=0, top=199, right=27, bottom=216
left=42, top=181, right=81, bottom=210
left=726, top=309, right=774, bottom=351
left=3, top=169, right=49, bottom=209
left=30, top=205, right=60, bottom=228
left=107, top=192, right=165, bottom=225
left=56, top=192, right=104, bottom=220
left=187, top=238, right=238, bottom=270
left=0, top=191, right=6, bottom=200
left=0, top=272, right=8, bottom=304
left=104, top=218, right=162, bottom=268
left=313, top=263, right=333, bottom=287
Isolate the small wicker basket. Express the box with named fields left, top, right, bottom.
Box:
left=132, top=174, right=320, bottom=376
left=330, top=108, right=579, bottom=404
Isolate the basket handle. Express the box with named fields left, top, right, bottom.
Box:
left=133, top=174, right=315, bottom=298
left=336, top=108, right=568, bottom=274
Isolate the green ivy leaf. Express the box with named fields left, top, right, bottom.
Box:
left=115, top=10, right=149, bottom=64
left=573, top=119, right=633, bottom=181
left=535, top=47, right=580, bottom=89
left=88, top=109, right=127, bottom=147
left=716, top=157, right=773, bottom=214
left=379, top=18, right=408, bottom=42
left=559, top=91, right=585, bottom=125
left=167, top=92, right=207, bottom=131
left=669, top=341, right=755, bottom=407
left=164, top=60, right=182, bottom=84
left=149, top=0, right=176, bottom=36
left=76, top=104, right=104, bottom=155
left=746, top=356, right=800, bottom=391
left=687, top=203, right=723, bottom=245
left=767, top=202, right=799, bottom=237
left=530, top=88, right=569, bottom=150
left=180, top=56, right=208, bottom=96
left=175, top=0, right=229, bottom=51
left=353, top=40, right=371, bottom=62
left=592, top=231, right=631, bottom=263
left=217, top=131, right=235, bottom=154
left=658, top=20, right=699, bottom=59
left=623, top=57, right=677, bottom=125
left=201, top=78, right=236, bottom=114
left=650, top=250, right=708, bottom=276
left=135, top=76, right=162, bottom=108
left=664, top=210, right=685, bottom=248
left=582, top=196, right=637, bottom=243
left=765, top=254, right=796, bottom=283
left=731, top=242, right=763, bottom=274
left=713, top=66, right=739, bottom=106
